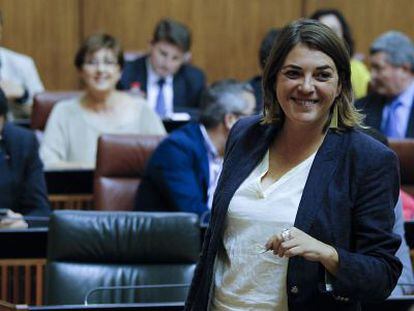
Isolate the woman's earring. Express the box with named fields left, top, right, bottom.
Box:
left=329, top=104, right=338, bottom=129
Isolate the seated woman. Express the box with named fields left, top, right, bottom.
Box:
left=40, top=34, right=166, bottom=169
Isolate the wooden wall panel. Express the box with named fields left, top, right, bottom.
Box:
left=0, top=0, right=80, bottom=90
left=1, top=0, right=414, bottom=90
left=304, top=0, right=414, bottom=61
left=81, top=0, right=302, bottom=83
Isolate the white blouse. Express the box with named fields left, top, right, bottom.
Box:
left=40, top=94, right=166, bottom=169
left=211, top=150, right=316, bottom=311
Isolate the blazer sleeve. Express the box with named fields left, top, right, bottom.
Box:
left=144, top=139, right=209, bottom=216
left=19, top=133, right=51, bottom=216
left=331, top=147, right=402, bottom=301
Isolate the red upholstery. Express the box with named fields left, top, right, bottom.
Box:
left=389, top=139, right=414, bottom=196
left=31, top=91, right=81, bottom=131
left=94, top=134, right=164, bottom=211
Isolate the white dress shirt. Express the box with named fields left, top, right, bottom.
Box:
left=0, top=47, right=44, bottom=118
left=199, top=124, right=223, bottom=210
left=381, top=81, right=414, bottom=138
left=0, top=47, right=44, bottom=103
left=146, top=58, right=174, bottom=117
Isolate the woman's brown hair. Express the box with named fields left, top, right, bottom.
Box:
left=262, top=19, right=363, bottom=130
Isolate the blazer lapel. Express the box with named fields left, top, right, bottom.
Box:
left=173, top=74, right=186, bottom=108
left=212, top=122, right=276, bottom=224
left=193, top=125, right=210, bottom=196
left=369, top=94, right=387, bottom=130
left=294, top=130, right=343, bottom=233
left=139, top=57, right=148, bottom=94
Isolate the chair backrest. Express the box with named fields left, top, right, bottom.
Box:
left=94, top=134, right=164, bottom=211
left=389, top=139, right=414, bottom=196
left=44, top=210, right=200, bottom=305
left=31, top=91, right=81, bottom=131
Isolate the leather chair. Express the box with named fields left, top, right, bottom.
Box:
left=31, top=91, right=81, bottom=131
left=44, top=210, right=200, bottom=305
left=94, top=134, right=164, bottom=211
left=389, top=139, right=414, bottom=196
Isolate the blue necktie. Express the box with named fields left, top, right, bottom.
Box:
left=382, top=100, right=402, bottom=138
left=155, top=78, right=166, bottom=118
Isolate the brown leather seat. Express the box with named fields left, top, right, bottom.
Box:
left=94, top=134, right=164, bottom=211
left=31, top=91, right=81, bottom=131
left=389, top=139, right=414, bottom=196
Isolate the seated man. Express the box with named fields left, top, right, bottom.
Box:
left=0, top=10, right=44, bottom=119
left=0, top=88, right=50, bottom=228
left=119, top=18, right=206, bottom=119
left=135, top=80, right=255, bottom=216
left=355, top=31, right=414, bottom=138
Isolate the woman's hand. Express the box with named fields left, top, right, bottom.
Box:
left=265, top=227, right=339, bottom=275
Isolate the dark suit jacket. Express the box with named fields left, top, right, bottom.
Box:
left=135, top=122, right=209, bottom=216
left=185, top=116, right=402, bottom=311
left=248, top=74, right=264, bottom=114
left=119, top=55, right=206, bottom=113
left=355, top=92, right=414, bottom=138
left=0, top=122, right=50, bottom=216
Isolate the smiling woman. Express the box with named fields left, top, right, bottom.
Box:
left=185, top=20, right=401, bottom=311
left=39, top=34, right=166, bottom=169
left=275, top=43, right=341, bottom=130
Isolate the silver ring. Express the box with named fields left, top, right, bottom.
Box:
left=281, top=228, right=292, bottom=242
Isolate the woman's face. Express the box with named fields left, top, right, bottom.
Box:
left=80, top=48, right=121, bottom=93
left=276, top=43, right=341, bottom=130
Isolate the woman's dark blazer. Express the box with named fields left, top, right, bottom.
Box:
left=185, top=115, right=402, bottom=311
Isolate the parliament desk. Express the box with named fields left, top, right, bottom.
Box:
left=44, top=169, right=94, bottom=210
left=0, top=301, right=184, bottom=311
left=2, top=297, right=414, bottom=311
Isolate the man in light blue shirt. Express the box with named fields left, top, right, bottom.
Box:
left=355, top=31, right=414, bottom=138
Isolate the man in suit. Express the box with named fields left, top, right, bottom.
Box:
left=119, top=18, right=206, bottom=119
left=135, top=80, right=255, bottom=217
left=0, top=88, right=50, bottom=228
left=355, top=31, right=414, bottom=138
left=0, top=10, right=44, bottom=119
